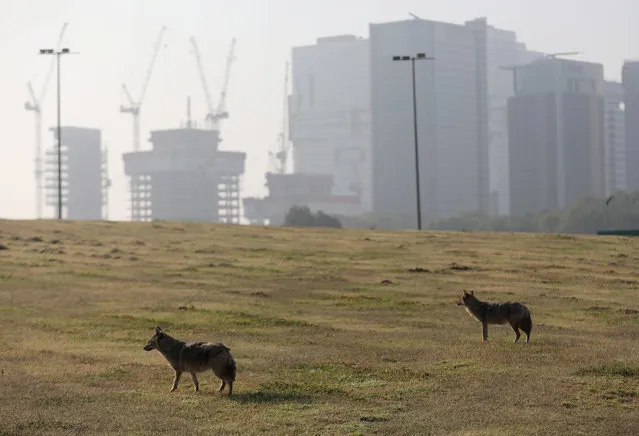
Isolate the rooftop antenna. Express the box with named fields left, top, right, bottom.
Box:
left=186, top=96, right=192, bottom=128
left=408, top=12, right=422, bottom=20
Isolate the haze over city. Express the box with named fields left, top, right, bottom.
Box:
left=0, top=0, right=636, bottom=221
left=3, top=2, right=639, bottom=433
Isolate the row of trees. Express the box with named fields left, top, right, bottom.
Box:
left=430, top=191, right=639, bottom=234
left=284, top=205, right=343, bottom=228
left=282, top=191, right=639, bottom=234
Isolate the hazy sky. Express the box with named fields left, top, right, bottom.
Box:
left=1, top=0, right=636, bottom=220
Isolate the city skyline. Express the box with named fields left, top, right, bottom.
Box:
left=0, top=0, right=637, bottom=221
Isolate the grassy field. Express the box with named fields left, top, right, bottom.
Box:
left=0, top=220, right=638, bottom=435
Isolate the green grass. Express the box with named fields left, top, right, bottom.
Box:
left=1, top=220, right=639, bottom=435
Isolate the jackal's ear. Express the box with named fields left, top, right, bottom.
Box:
left=155, top=326, right=162, bottom=334
left=470, top=290, right=474, bottom=295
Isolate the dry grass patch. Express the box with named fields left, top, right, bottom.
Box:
left=1, top=220, right=639, bottom=434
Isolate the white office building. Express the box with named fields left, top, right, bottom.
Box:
left=289, top=35, right=372, bottom=214
left=370, top=17, right=494, bottom=225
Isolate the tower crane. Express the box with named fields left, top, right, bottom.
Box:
left=211, top=38, right=237, bottom=132
left=545, top=51, right=581, bottom=59
left=120, top=25, right=167, bottom=151
left=189, top=36, right=215, bottom=130
left=25, top=22, right=68, bottom=219
left=269, top=61, right=291, bottom=174
left=189, top=37, right=237, bottom=132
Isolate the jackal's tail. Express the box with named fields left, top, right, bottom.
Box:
left=227, top=356, right=237, bottom=382
left=520, top=311, right=532, bottom=338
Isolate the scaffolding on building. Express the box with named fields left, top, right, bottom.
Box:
left=44, top=127, right=108, bottom=220
left=243, top=172, right=361, bottom=225
left=101, top=146, right=111, bottom=220
left=123, top=127, right=245, bottom=223
left=218, top=173, right=241, bottom=224
left=44, top=144, right=68, bottom=218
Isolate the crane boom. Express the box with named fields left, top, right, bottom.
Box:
left=121, top=84, right=135, bottom=108
left=24, top=21, right=68, bottom=219
left=138, top=25, right=167, bottom=105
left=39, top=22, right=68, bottom=103
left=189, top=36, right=215, bottom=126
left=119, top=25, right=167, bottom=152
left=25, top=22, right=68, bottom=112
left=211, top=37, right=237, bottom=129
left=27, top=82, right=37, bottom=108
left=546, top=51, right=581, bottom=59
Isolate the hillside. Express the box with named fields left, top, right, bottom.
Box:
left=0, top=220, right=638, bottom=435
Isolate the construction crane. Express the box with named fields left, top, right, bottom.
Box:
left=212, top=38, right=235, bottom=131
left=25, top=22, right=68, bottom=219
left=189, top=37, right=236, bottom=132
left=120, top=25, right=167, bottom=151
left=189, top=36, right=215, bottom=129
left=269, top=61, right=291, bottom=174
left=545, top=51, right=581, bottom=59
left=211, top=38, right=237, bottom=131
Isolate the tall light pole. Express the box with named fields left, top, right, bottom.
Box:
left=39, top=48, right=74, bottom=220
left=392, top=53, right=434, bottom=230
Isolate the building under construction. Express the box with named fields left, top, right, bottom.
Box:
left=122, top=127, right=245, bottom=223
left=243, top=172, right=360, bottom=225
left=44, top=126, right=110, bottom=220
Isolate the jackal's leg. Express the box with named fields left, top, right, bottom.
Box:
left=482, top=322, right=488, bottom=343
left=218, top=380, right=226, bottom=392
left=510, top=322, right=521, bottom=343
left=191, top=373, right=200, bottom=392
left=227, top=379, right=233, bottom=396
left=170, top=370, right=183, bottom=392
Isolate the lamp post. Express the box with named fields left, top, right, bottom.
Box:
left=39, top=47, right=75, bottom=220
left=392, top=53, right=434, bottom=230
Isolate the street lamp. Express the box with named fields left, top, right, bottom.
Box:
left=39, top=47, right=75, bottom=220
left=392, top=53, right=434, bottom=230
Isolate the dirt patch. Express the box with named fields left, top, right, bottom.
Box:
left=586, top=306, right=610, bottom=312
left=407, top=267, right=431, bottom=273
left=449, top=263, right=472, bottom=271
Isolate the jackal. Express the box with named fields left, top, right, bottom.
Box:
left=457, top=290, right=532, bottom=344
left=143, top=326, right=236, bottom=394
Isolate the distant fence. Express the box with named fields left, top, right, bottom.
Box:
left=597, top=229, right=639, bottom=237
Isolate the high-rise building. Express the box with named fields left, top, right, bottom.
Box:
left=604, top=81, right=626, bottom=195
left=369, top=17, right=492, bottom=226
left=44, top=127, right=109, bottom=220
left=622, top=60, right=639, bottom=192
left=123, top=127, right=245, bottom=223
left=289, top=35, right=371, bottom=214
left=486, top=35, right=545, bottom=216
left=508, top=58, right=606, bottom=216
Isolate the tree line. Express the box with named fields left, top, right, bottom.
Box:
left=283, top=190, right=639, bottom=234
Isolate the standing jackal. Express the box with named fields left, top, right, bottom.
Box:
left=143, top=326, right=236, bottom=394
left=457, top=290, right=532, bottom=344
